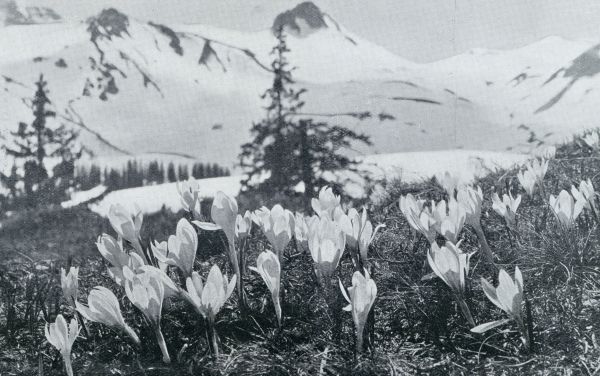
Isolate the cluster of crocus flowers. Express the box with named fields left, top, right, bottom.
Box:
left=153, top=218, right=198, bottom=278
left=253, top=205, right=295, bottom=260
left=76, top=286, right=140, bottom=345
left=123, top=267, right=170, bottom=363
left=517, top=159, right=549, bottom=197
left=492, top=192, right=522, bottom=228
left=182, top=265, right=236, bottom=357
left=45, top=314, right=80, bottom=376
left=427, top=241, right=475, bottom=326
left=177, top=177, right=201, bottom=218
left=571, top=179, right=597, bottom=217
left=96, top=233, right=145, bottom=285
left=549, top=190, right=584, bottom=228
left=472, top=267, right=530, bottom=350
left=311, top=186, right=344, bottom=220
left=108, top=204, right=144, bottom=259
left=433, top=198, right=466, bottom=244
left=251, top=251, right=282, bottom=328
left=399, top=194, right=437, bottom=243
left=61, top=267, right=79, bottom=308
left=339, top=270, right=377, bottom=354
left=343, top=208, right=385, bottom=264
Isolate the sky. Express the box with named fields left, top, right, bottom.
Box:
left=19, top=0, right=600, bottom=62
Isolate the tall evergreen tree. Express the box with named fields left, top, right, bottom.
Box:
left=167, top=162, right=177, bottom=182
left=2, top=75, right=80, bottom=206
left=239, top=28, right=371, bottom=205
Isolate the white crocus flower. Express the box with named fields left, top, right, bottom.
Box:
left=253, top=205, right=295, bottom=260
left=571, top=179, right=596, bottom=213
left=45, top=314, right=80, bottom=376
left=339, top=270, right=377, bottom=353
left=61, top=267, right=78, bottom=307
left=399, top=194, right=437, bottom=243
left=108, top=204, right=144, bottom=258
left=438, top=171, right=461, bottom=197
left=518, top=159, right=549, bottom=197
left=76, top=286, right=140, bottom=345
left=251, top=251, right=282, bottom=327
left=472, top=267, right=530, bottom=350
left=123, top=267, right=170, bottom=363
left=345, top=208, right=384, bottom=263
left=235, top=210, right=253, bottom=241
left=491, top=192, right=522, bottom=228
left=153, top=218, right=197, bottom=278
left=311, top=186, right=344, bottom=220
left=433, top=198, right=466, bottom=244
left=307, top=216, right=346, bottom=280
left=182, top=265, right=236, bottom=357
left=177, top=178, right=201, bottom=217
left=193, top=191, right=241, bottom=299
left=583, top=132, right=600, bottom=150
left=549, top=190, right=584, bottom=228
left=427, top=242, right=475, bottom=326
left=96, top=234, right=145, bottom=285
left=457, top=186, right=483, bottom=227
left=294, top=212, right=310, bottom=252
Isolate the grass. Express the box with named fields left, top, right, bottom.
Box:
left=2, top=135, right=600, bottom=375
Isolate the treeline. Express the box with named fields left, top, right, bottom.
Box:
left=75, top=160, right=231, bottom=191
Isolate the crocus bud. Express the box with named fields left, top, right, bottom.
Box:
left=97, top=234, right=145, bottom=285
left=294, top=212, right=310, bottom=252
left=549, top=190, right=584, bottom=228
left=211, top=191, right=238, bottom=247
left=340, top=270, right=377, bottom=353
left=76, top=286, right=139, bottom=345
left=437, top=171, right=461, bottom=197
left=583, top=132, right=600, bottom=150
left=252, top=251, right=282, bottom=327
left=254, top=205, right=295, bottom=259
left=457, top=185, right=483, bottom=227
left=235, top=210, right=253, bottom=241
left=177, top=178, right=200, bottom=215
left=61, top=267, right=78, bottom=307
left=45, top=314, right=79, bottom=376
left=399, top=194, right=437, bottom=243
left=154, top=218, right=198, bottom=278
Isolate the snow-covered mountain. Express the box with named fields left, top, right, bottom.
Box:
left=0, top=2, right=597, bottom=173
left=0, top=0, right=61, bottom=26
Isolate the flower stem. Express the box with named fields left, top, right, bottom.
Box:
left=457, top=298, right=475, bottom=327
left=208, top=317, right=219, bottom=358
left=153, top=325, right=170, bottom=364
left=123, top=324, right=140, bottom=347
left=356, top=323, right=364, bottom=354
left=62, top=353, right=73, bottom=376
left=474, top=223, right=495, bottom=267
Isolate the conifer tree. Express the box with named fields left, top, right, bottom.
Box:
left=239, top=28, right=371, bottom=205
left=167, top=162, right=177, bottom=182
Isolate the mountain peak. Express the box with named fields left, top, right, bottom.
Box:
left=272, top=2, right=327, bottom=35
left=87, top=8, right=130, bottom=42
left=0, top=0, right=61, bottom=26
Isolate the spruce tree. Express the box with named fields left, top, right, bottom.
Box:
left=167, top=162, right=177, bottom=182
left=239, top=28, right=371, bottom=205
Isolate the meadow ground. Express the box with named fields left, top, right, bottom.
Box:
left=2, top=136, right=600, bottom=375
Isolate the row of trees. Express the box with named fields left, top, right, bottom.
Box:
left=76, top=161, right=230, bottom=191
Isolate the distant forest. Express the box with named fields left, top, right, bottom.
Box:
left=75, top=160, right=231, bottom=191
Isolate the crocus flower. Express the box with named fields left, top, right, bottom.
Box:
left=123, top=267, right=170, bottom=363
left=193, top=191, right=241, bottom=298
left=518, top=159, right=549, bottom=197
left=61, top=267, right=78, bottom=307
left=177, top=178, right=200, bottom=217
left=571, top=179, right=596, bottom=213
left=438, top=171, right=461, bottom=197
left=433, top=198, right=466, bottom=244
left=583, top=132, right=600, bottom=150
left=308, top=216, right=346, bottom=280
left=492, top=192, right=522, bottom=228
left=472, top=267, right=530, bottom=350
left=345, top=208, right=384, bottom=263
left=153, top=218, right=198, bottom=278
left=96, top=234, right=145, bottom=285
left=311, top=186, right=344, bottom=220
left=294, top=212, right=310, bottom=252
left=427, top=241, right=475, bottom=326
left=399, top=194, right=437, bottom=243
left=250, top=251, right=282, bottom=327
left=549, top=190, right=584, bottom=228
left=253, top=205, right=295, bottom=259
left=457, top=186, right=483, bottom=227
left=235, top=210, right=253, bottom=241
left=108, top=204, right=144, bottom=257
left=182, top=265, right=236, bottom=357
left=45, top=314, right=79, bottom=376
left=76, top=286, right=139, bottom=345
left=339, top=270, right=377, bottom=353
